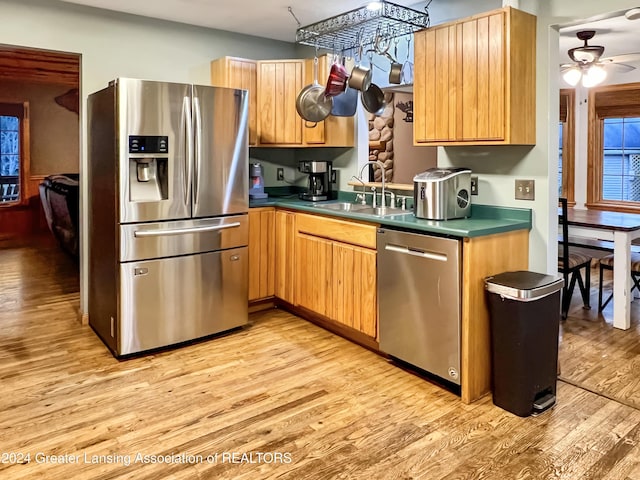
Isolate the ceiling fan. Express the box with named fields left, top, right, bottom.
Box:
left=560, top=30, right=640, bottom=87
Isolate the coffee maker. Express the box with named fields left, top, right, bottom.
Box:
left=298, top=160, right=334, bottom=201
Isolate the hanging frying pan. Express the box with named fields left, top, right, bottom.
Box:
left=296, top=56, right=333, bottom=123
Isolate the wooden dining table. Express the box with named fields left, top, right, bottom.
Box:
left=562, top=207, right=640, bottom=330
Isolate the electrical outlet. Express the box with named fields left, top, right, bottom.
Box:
left=470, top=176, right=478, bottom=195
left=277, top=168, right=284, bottom=181
left=515, top=179, right=535, bottom=200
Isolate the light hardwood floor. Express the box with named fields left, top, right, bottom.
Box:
left=2, top=237, right=640, bottom=479
left=559, top=265, right=640, bottom=411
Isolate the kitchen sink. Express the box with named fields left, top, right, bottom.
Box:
left=313, top=202, right=413, bottom=217
left=313, top=202, right=371, bottom=212
left=355, top=206, right=414, bottom=217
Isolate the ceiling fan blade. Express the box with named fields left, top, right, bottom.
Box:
left=603, top=62, right=636, bottom=73
left=599, top=52, right=640, bottom=65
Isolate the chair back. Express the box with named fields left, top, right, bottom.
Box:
left=558, top=197, right=570, bottom=274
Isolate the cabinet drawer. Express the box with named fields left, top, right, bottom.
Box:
left=296, top=213, right=377, bottom=249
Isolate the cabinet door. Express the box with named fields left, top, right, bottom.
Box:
left=332, top=242, right=377, bottom=338
left=414, top=7, right=533, bottom=146
left=248, top=208, right=275, bottom=301
left=275, top=210, right=296, bottom=304
left=210, top=57, right=257, bottom=145
left=414, top=25, right=457, bottom=143
left=257, top=60, right=304, bottom=145
left=295, top=232, right=332, bottom=317
left=459, top=12, right=505, bottom=141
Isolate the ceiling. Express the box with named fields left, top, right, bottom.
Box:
left=559, top=10, right=640, bottom=66
left=57, top=0, right=640, bottom=67
left=58, top=0, right=429, bottom=43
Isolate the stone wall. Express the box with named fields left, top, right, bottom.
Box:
left=368, top=92, right=394, bottom=182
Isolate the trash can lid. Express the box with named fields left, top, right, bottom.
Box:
left=485, top=271, right=564, bottom=301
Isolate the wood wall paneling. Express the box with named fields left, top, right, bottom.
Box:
left=0, top=47, right=80, bottom=87
left=0, top=175, right=50, bottom=237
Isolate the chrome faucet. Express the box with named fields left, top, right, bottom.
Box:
left=383, top=190, right=396, bottom=208
left=358, top=160, right=386, bottom=207
left=350, top=175, right=367, bottom=205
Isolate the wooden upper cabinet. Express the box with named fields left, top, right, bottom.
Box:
left=257, top=59, right=304, bottom=145
left=303, top=55, right=355, bottom=147
left=212, top=55, right=354, bottom=148
left=210, top=57, right=257, bottom=145
left=414, top=7, right=536, bottom=146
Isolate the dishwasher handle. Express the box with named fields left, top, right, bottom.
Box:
left=384, top=243, right=448, bottom=262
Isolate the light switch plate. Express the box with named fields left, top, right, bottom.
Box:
left=470, top=176, right=478, bottom=195
left=515, top=179, right=535, bottom=200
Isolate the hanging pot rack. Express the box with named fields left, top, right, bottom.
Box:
left=295, top=1, right=430, bottom=54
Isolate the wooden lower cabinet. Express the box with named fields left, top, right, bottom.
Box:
left=332, top=242, right=377, bottom=338
left=294, top=213, right=378, bottom=339
left=253, top=207, right=530, bottom=405
left=460, top=229, right=529, bottom=404
left=295, top=233, right=333, bottom=317
left=248, top=207, right=275, bottom=301
left=274, top=209, right=296, bottom=304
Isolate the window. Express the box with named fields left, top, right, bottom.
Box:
left=587, top=82, right=640, bottom=212
left=601, top=117, right=640, bottom=201
left=0, top=103, right=29, bottom=206
left=559, top=89, right=575, bottom=203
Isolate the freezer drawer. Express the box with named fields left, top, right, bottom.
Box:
left=377, top=228, right=461, bottom=385
left=118, top=247, right=248, bottom=356
left=120, top=214, right=247, bottom=262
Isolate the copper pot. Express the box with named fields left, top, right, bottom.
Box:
left=348, top=64, right=372, bottom=92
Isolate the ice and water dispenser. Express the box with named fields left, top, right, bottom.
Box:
left=128, top=135, right=169, bottom=202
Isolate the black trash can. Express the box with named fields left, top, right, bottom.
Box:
left=485, top=271, right=564, bottom=417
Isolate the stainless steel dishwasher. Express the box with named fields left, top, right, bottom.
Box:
left=377, top=228, right=461, bottom=385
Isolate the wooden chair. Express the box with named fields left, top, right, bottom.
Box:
left=597, top=253, right=640, bottom=311
left=558, top=198, right=592, bottom=319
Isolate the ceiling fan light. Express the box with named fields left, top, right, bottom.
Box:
left=562, top=67, right=582, bottom=86
left=572, top=51, right=595, bottom=63
left=625, top=7, right=640, bottom=21
left=582, top=64, right=607, bottom=88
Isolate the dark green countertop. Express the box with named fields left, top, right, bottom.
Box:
left=249, top=192, right=531, bottom=238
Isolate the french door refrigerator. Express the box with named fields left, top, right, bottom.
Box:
left=87, top=78, right=249, bottom=357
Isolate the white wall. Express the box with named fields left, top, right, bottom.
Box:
left=0, top=0, right=297, bottom=314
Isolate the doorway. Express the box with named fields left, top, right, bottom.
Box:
left=0, top=45, right=81, bottom=311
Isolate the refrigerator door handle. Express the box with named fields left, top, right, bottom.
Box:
left=193, top=94, right=202, bottom=204
left=184, top=95, right=193, bottom=207
left=134, top=222, right=241, bottom=238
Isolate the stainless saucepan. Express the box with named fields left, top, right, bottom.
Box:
left=296, top=56, right=333, bottom=123
left=348, top=45, right=371, bottom=92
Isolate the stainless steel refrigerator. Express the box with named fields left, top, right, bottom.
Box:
left=87, top=78, right=249, bottom=357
